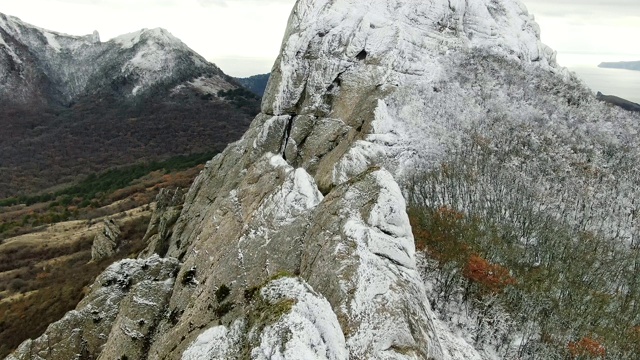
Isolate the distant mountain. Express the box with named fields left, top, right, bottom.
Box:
left=235, top=73, right=270, bottom=97
left=597, top=91, right=640, bottom=112
left=0, top=13, right=259, bottom=198
left=598, top=60, right=640, bottom=71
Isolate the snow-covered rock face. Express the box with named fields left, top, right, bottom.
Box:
left=6, top=256, right=179, bottom=360
left=10, top=0, right=629, bottom=359
left=263, top=0, right=556, bottom=116
left=261, top=0, right=564, bottom=192
left=0, top=13, right=221, bottom=105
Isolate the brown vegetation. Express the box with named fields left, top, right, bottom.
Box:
left=0, top=85, right=257, bottom=198
left=0, top=214, right=150, bottom=358
left=0, top=155, right=209, bottom=357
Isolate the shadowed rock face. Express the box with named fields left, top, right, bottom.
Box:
left=139, top=188, right=186, bottom=259
left=8, top=0, right=619, bottom=359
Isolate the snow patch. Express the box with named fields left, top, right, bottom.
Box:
left=182, top=320, right=245, bottom=360
left=132, top=296, right=158, bottom=307
left=256, top=155, right=324, bottom=227
left=252, top=277, right=348, bottom=360
left=43, top=32, right=61, bottom=52
left=185, top=75, right=234, bottom=95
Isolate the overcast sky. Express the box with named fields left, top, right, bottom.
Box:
left=0, top=0, right=638, bottom=76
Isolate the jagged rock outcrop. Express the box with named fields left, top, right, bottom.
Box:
left=90, top=219, right=122, bottom=262
left=6, top=256, right=179, bottom=360
left=9, top=0, right=626, bottom=359
left=139, top=188, right=186, bottom=258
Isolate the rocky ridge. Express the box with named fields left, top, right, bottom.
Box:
left=0, top=12, right=227, bottom=106
left=7, top=0, right=636, bottom=359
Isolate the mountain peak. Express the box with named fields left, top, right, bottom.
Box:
left=264, top=0, right=558, bottom=116
left=0, top=15, right=217, bottom=104
left=112, top=27, right=182, bottom=49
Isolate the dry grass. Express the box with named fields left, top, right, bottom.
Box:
left=0, top=210, right=152, bottom=357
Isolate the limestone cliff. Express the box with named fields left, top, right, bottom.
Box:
left=7, top=0, right=616, bottom=359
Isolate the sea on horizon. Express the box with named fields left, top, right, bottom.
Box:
left=557, top=53, right=640, bottom=104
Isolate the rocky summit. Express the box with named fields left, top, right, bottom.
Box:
left=7, top=0, right=640, bottom=359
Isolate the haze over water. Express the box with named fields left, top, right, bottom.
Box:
left=559, top=53, right=640, bottom=104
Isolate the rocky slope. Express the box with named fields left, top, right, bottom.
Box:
left=7, top=0, right=640, bottom=359
left=0, top=13, right=258, bottom=197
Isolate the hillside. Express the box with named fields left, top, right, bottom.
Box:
left=0, top=13, right=259, bottom=198
left=0, top=153, right=209, bottom=358
left=236, top=73, right=270, bottom=97
left=6, top=0, right=640, bottom=359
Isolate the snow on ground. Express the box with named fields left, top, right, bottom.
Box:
left=183, top=75, right=236, bottom=95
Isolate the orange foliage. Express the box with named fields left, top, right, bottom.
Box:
left=408, top=213, right=429, bottom=251
left=463, top=254, right=516, bottom=293
left=410, top=206, right=469, bottom=263
left=435, top=205, right=465, bottom=221
left=568, top=337, right=606, bottom=358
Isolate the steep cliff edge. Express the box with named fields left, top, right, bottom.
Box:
left=8, top=0, right=639, bottom=359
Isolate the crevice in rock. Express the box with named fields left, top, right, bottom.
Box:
left=374, top=252, right=407, bottom=268
left=356, top=49, right=368, bottom=61
left=282, top=116, right=295, bottom=161
left=327, top=72, right=344, bottom=92
left=377, top=227, right=395, bottom=238
left=294, top=120, right=314, bottom=153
